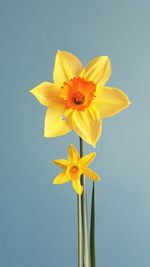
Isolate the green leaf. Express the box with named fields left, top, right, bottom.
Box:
left=90, top=182, right=96, bottom=267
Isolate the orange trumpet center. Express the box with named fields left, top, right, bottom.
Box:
left=60, top=77, right=96, bottom=111
left=67, top=164, right=80, bottom=180
left=71, top=165, right=79, bottom=173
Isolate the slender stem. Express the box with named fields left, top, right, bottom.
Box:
left=79, top=137, right=89, bottom=267
left=90, top=182, right=95, bottom=267
left=77, top=194, right=82, bottom=267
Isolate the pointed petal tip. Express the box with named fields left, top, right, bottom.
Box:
left=57, top=49, right=63, bottom=56
left=30, top=88, right=37, bottom=95
left=123, top=97, right=131, bottom=110
left=88, top=175, right=101, bottom=182
left=97, top=177, right=100, bottom=182
left=99, top=55, right=109, bottom=60
left=44, top=131, right=52, bottom=138
left=89, top=140, right=97, bottom=148
left=86, top=139, right=96, bottom=147
left=97, top=175, right=101, bottom=181
left=53, top=179, right=60, bottom=185
left=43, top=132, right=49, bottom=138
left=69, top=143, right=75, bottom=151
left=90, top=151, right=96, bottom=159
left=69, top=143, right=78, bottom=151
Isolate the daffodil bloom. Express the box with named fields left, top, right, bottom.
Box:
left=31, top=50, right=130, bottom=146
left=52, top=144, right=100, bottom=195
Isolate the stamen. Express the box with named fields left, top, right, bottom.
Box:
left=73, top=94, right=85, bottom=105
left=72, top=166, right=79, bottom=173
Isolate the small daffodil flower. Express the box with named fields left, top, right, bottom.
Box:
left=31, top=50, right=130, bottom=146
left=52, top=144, right=100, bottom=195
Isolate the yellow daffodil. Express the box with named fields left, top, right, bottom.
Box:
left=31, top=50, right=130, bottom=146
left=52, top=144, right=100, bottom=195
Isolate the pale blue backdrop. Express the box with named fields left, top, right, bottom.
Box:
left=0, top=0, right=150, bottom=266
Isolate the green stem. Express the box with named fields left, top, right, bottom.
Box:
left=90, top=182, right=95, bottom=267
left=79, top=137, right=89, bottom=267
left=77, top=194, right=82, bottom=267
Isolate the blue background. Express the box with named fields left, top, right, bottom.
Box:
left=0, top=0, right=150, bottom=266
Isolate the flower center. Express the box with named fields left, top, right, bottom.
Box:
left=60, top=77, right=96, bottom=111
left=73, top=92, right=85, bottom=105
left=71, top=165, right=79, bottom=173
left=67, top=164, right=80, bottom=180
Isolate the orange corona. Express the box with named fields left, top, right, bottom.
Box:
left=60, top=77, right=96, bottom=111
left=71, top=165, right=79, bottom=173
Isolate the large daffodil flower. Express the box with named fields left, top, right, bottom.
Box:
left=31, top=50, right=130, bottom=146
left=52, top=144, right=100, bottom=195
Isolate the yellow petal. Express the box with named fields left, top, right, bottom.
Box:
left=68, top=144, right=80, bottom=164
left=93, top=86, right=130, bottom=118
left=53, top=50, right=83, bottom=86
left=30, top=82, right=61, bottom=107
left=53, top=159, right=69, bottom=169
left=72, top=107, right=102, bottom=147
left=44, top=104, right=73, bottom=137
left=78, top=152, right=96, bottom=169
left=84, top=167, right=100, bottom=181
left=53, top=172, right=70, bottom=184
left=72, top=179, right=83, bottom=195
left=80, top=56, right=111, bottom=86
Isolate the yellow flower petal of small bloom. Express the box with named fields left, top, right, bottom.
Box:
left=53, top=172, right=70, bottom=184
left=31, top=50, right=130, bottom=147
left=80, top=56, right=111, bottom=87
left=72, top=180, right=83, bottom=195
left=53, top=50, right=83, bottom=86
left=78, top=152, right=96, bottom=169
left=52, top=144, right=100, bottom=195
left=72, top=107, right=102, bottom=147
left=30, top=82, right=61, bottom=107
left=83, top=167, right=100, bottom=181
left=53, top=159, right=68, bottom=169
left=93, top=86, right=130, bottom=118
left=68, top=144, right=80, bottom=164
